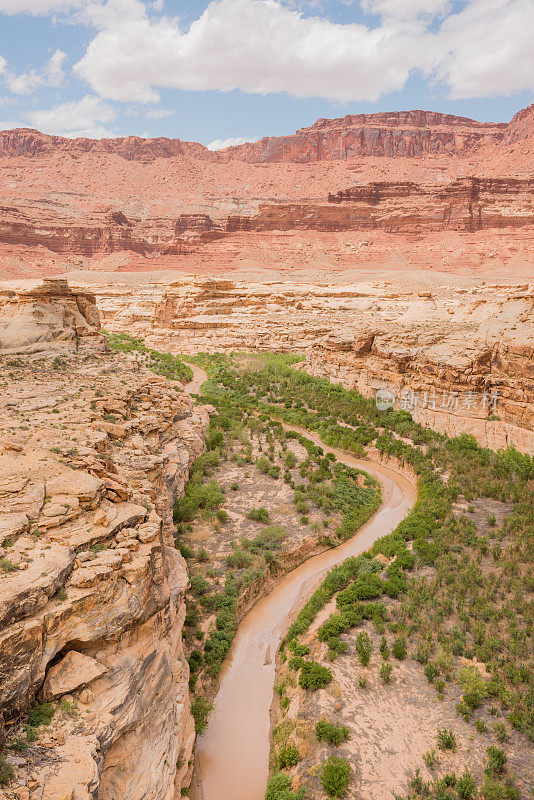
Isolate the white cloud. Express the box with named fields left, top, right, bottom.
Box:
left=2, top=49, right=66, bottom=94
left=26, top=94, right=117, bottom=138
left=361, top=0, right=451, bottom=19
left=74, top=0, right=421, bottom=103
left=430, top=0, right=534, bottom=99
left=0, top=0, right=80, bottom=13
left=145, top=107, right=174, bottom=119
left=207, top=136, right=260, bottom=150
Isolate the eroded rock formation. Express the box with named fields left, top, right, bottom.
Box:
left=0, top=278, right=104, bottom=355
left=88, top=276, right=534, bottom=453
left=0, top=105, right=532, bottom=279
left=0, top=282, right=209, bottom=800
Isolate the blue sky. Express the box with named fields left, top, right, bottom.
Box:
left=0, top=0, right=532, bottom=147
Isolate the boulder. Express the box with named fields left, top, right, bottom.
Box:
left=42, top=651, right=107, bottom=701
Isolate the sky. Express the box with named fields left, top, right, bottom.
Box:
left=0, top=0, right=532, bottom=149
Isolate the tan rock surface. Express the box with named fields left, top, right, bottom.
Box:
left=64, top=273, right=533, bottom=453
left=41, top=652, right=107, bottom=701
left=0, top=285, right=209, bottom=799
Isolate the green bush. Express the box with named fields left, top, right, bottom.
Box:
left=189, top=575, right=210, bottom=596
left=437, top=728, right=457, bottom=752
left=298, top=660, right=333, bottom=690
left=0, top=756, right=14, bottom=787
left=320, top=756, right=351, bottom=798
left=247, top=507, right=270, bottom=523
left=485, top=746, right=507, bottom=776
left=254, top=526, right=287, bottom=551
left=391, top=637, right=407, bottom=660
left=226, top=549, right=253, bottom=569
left=459, top=667, right=488, bottom=710
left=26, top=702, right=55, bottom=727
left=456, top=769, right=477, bottom=800
left=315, top=720, right=350, bottom=746
left=265, top=772, right=306, bottom=800
left=174, top=480, right=224, bottom=523
left=380, top=662, right=393, bottom=683
left=355, top=631, right=373, bottom=666
left=278, top=745, right=300, bottom=768
left=191, top=697, right=212, bottom=734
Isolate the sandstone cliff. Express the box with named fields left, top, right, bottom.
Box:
left=0, top=105, right=532, bottom=279
left=0, top=281, right=209, bottom=800
left=87, top=276, right=534, bottom=453
left=0, top=111, right=508, bottom=165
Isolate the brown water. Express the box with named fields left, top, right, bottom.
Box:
left=191, top=418, right=417, bottom=800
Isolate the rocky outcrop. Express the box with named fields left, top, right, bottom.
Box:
left=501, top=103, right=534, bottom=145
left=305, top=294, right=534, bottom=452
left=0, top=128, right=217, bottom=163
left=220, top=110, right=507, bottom=163
left=0, top=278, right=105, bottom=356
left=226, top=177, right=534, bottom=233
left=0, top=287, right=210, bottom=800
left=90, top=277, right=534, bottom=453
left=0, top=204, right=154, bottom=257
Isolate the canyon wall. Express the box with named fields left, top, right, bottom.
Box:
left=220, top=110, right=508, bottom=163
left=0, top=280, right=209, bottom=800
left=84, top=276, right=534, bottom=454
left=227, top=177, right=534, bottom=234
left=0, top=105, right=532, bottom=279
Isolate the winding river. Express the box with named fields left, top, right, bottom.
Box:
left=184, top=365, right=417, bottom=800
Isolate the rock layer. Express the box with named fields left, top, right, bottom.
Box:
left=0, top=282, right=209, bottom=800
left=84, top=275, right=534, bottom=453
left=0, top=105, right=532, bottom=279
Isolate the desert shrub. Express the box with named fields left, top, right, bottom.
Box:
left=437, top=728, right=457, bottom=752
left=189, top=575, right=210, bottom=596
left=247, top=507, right=270, bottom=523
left=422, top=748, right=438, bottom=769
left=392, top=636, right=407, bottom=660
left=456, top=769, right=477, bottom=800
left=26, top=702, right=55, bottom=727
left=253, top=525, right=287, bottom=551
left=459, top=667, right=488, bottom=710
left=337, top=572, right=384, bottom=605
left=379, top=636, right=390, bottom=659
left=480, top=777, right=514, bottom=800
left=355, top=632, right=373, bottom=666
left=8, top=738, right=28, bottom=753
left=216, top=509, right=229, bottom=523
left=191, top=697, right=212, bottom=734
left=173, top=480, right=224, bottom=523
left=226, top=549, right=253, bottom=569
left=320, top=756, right=351, bottom=798
left=289, top=641, right=310, bottom=657
left=485, top=746, right=507, bottom=776
left=380, top=662, right=393, bottom=683
left=278, top=745, right=300, bottom=768
left=256, top=457, right=271, bottom=474
left=265, top=773, right=306, bottom=800
left=298, top=660, right=332, bottom=690
left=0, top=756, right=14, bottom=787
left=315, top=720, right=350, bottom=746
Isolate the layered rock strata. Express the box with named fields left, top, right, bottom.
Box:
left=88, top=277, right=534, bottom=453
left=0, top=105, right=532, bottom=279
left=0, top=278, right=104, bottom=356
left=0, top=282, right=209, bottom=800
